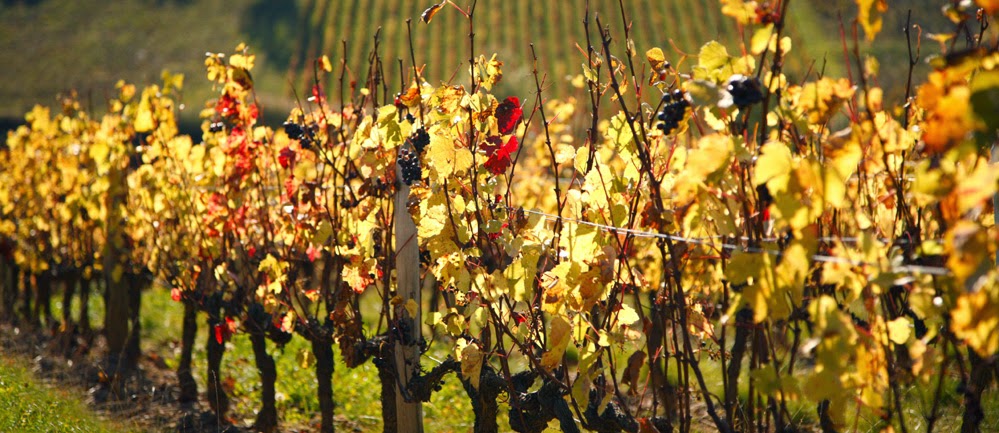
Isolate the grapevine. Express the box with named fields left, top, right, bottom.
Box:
left=0, top=2, right=998, bottom=433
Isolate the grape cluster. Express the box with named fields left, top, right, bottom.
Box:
left=284, top=121, right=316, bottom=147
left=657, top=89, right=690, bottom=135
left=283, top=121, right=306, bottom=140
left=397, top=146, right=422, bottom=186
left=408, top=127, right=430, bottom=154
left=726, top=74, right=764, bottom=108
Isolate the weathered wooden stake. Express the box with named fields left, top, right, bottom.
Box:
left=393, top=154, right=424, bottom=433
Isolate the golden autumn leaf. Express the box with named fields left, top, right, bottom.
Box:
left=459, top=340, right=485, bottom=389
left=856, top=0, right=887, bottom=41
left=421, top=2, right=446, bottom=23
left=646, top=47, right=667, bottom=71
left=952, top=288, right=999, bottom=356
left=425, top=132, right=473, bottom=178
left=720, top=0, right=758, bottom=25
left=319, top=55, right=333, bottom=73
left=917, top=72, right=974, bottom=154
left=541, top=315, right=572, bottom=370
left=886, top=317, right=912, bottom=345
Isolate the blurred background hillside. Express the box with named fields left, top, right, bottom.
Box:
left=0, top=0, right=956, bottom=135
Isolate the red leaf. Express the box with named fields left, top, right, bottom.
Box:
left=482, top=135, right=503, bottom=157
left=216, top=93, right=238, bottom=119
left=512, top=311, right=527, bottom=324
left=278, top=146, right=296, bottom=169
left=496, top=96, right=522, bottom=135
left=484, top=136, right=518, bottom=175
left=307, top=245, right=320, bottom=262
left=311, top=85, right=326, bottom=105
left=214, top=324, right=225, bottom=344
left=170, top=288, right=182, bottom=302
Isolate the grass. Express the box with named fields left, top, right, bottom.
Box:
left=0, top=356, right=139, bottom=433
left=38, top=285, right=998, bottom=432
left=139, top=286, right=491, bottom=432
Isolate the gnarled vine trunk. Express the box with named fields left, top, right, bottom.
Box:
left=1, top=261, right=17, bottom=322
left=249, top=330, right=278, bottom=433
left=177, top=299, right=198, bottom=403
left=79, top=276, right=92, bottom=337
left=34, top=269, right=52, bottom=327
left=20, top=271, right=34, bottom=326
left=205, top=317, right=229, bottom=417
left=312, top=331, right=336, bottom=433
left=59, top=270, right=79, bottom=356
left=123, top=272, right=144, bottom=368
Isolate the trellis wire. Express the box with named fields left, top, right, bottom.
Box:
left=517, top=208, right=952, bottom=277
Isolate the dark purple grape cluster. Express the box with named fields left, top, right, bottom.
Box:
left=657, top=89, right=690, bottom=135
left=726, top=74, right=764, bottom=108
left=397, top=146, right=421, bottom=186
left=283, top=121, right=306, bottom=140
left=284, top=121, right=316, bottom=147
left=408, top=127, right=430, bottom=154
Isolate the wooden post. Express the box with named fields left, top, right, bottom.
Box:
left=393, top=156, right=424, bottom=432
left=103, top=157, right=131, bottom=371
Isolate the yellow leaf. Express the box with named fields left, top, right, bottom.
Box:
left=952, top=286, right=999, bottom=356
left=646, top=47, right=667, bottom=71
left=426, top=132, right=473, bottom=178
left=698, top=41, right=730, bottom=71
left=404, top=298, right=418, bottom=318
left=726, top=252, right=777, bottom=322
left=686, top=134, right=733, bottom=183
left=258, top=254, right=279, bottom=273
left=856, top=0, right=887, bottom=41
left=319, top=55, right=333, bottom=72
left=617, top=304, right=640, bottom=326
left=887, top=317, right=912, bottom=345
left=134, top=107, right=154, bottom=132
left=822, top=129, right=863, bottom=209
left=597, top=330, right=611, bottom=347
left=459, top=342, right=484, bottom=389
left=554, top=143, right=576, bottom=165
left=751, top=24, right=776, bottom=55
left=426, top=312, right=443, bottom=328
left=574, top=148, right=589, bottom=174
left=720, top=0, right=758, bottom=25
left=945, top=222, right=989, bottom=284
left=541, top=315, right=572, bottom=370
left=297, top=348, right=315, bottom=369
left=230, top=52, right=256, bottom=70
left=281, top=311, right=296, bottom=333
left=754, top=141, right=792, bottom=192
left=955, top=160, right=998, bottom=214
